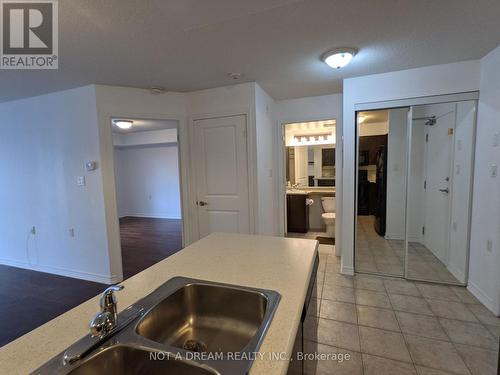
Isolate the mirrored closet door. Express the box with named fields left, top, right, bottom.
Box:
left=355, top=108, right=409, bottom=278
left=354, top=98, right=477, bottom=285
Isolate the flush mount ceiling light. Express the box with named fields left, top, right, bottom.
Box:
left=321, top=48, right=358, bottom=69
left=114, top=120, right=134, bottom=130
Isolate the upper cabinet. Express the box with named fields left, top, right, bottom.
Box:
left=322, top=148, right=335, bottom=166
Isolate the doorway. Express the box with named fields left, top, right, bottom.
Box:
left=282, top=120, right=336, bottom=245
left=111, top=118, right=183, bottom=279
left=354, top=98, right=477, bottom=285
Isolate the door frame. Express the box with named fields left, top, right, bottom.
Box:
left=352, top=91, right=479, bottom=286
left=188, top=109, right=256, bottom=240
left=100, top=110, right=191, bottom=283
left=277, top=119, right=338, bottom=238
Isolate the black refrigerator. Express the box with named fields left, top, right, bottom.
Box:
left=374, top=145, right=387, bottom=236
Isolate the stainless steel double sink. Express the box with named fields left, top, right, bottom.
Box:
left=32, top=277, right=281, bottom=375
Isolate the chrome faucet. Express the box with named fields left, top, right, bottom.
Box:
left=89, top=285, right=124, bottom=337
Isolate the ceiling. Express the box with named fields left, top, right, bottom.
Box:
left=112, top=118, right=178, bottom=133
left=1, top=0, right=499, bottom=103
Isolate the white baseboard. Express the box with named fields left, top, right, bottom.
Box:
left=384, top=233, right=404, bottom=241
left=121, top=213, right=182, bottom=220
left=467, top=280, right=499, bottom=316
left=384, top=233, right=421, bottom=242
left=0, top=258, right=118, bottom=284
left=447, top=263, right=465, bottom=284
left=341, top=264, right=354, bottom=276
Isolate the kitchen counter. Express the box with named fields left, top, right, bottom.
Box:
left=286, top=187, right=336, bottom=195
left=0, top=233, right=318, bottom=375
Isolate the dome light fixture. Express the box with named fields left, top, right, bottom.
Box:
left=114, top=120, right=134, bottom=130
left=321, top=48, right=358, bottom=69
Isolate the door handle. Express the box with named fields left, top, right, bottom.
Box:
left=439, top=188, right=449, bottom=194
left=198, top=201, right=208, bottom=206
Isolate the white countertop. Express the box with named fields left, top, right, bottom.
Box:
left=286, top=188, right=336, bottom=195
left=0, top=233, right=318, bottom=375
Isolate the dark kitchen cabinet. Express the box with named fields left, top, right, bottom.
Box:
left=322, top=148, right=335, bottom=166
left=287, top=253, right=319, bottom=375
left=287, top=194, right=309, bottom=233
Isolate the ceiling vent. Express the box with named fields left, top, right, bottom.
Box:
left=150, top=86, right=166, bottom=95
left=227, top=72, right=242, bottom=80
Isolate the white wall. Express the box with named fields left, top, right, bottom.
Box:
left=342, top=60, right=481, bottom=275
left=98, top=83, right=265, bottom=248
left=255, top=84, right=277, bottom=235
left=274, top=94, right=343, bottom=252
left=114, top=144, right=181, bottom=220
left=359, top=122, right=388, bottom=136
left=0, top=82, right=344, bottom=283
left=0, top=86, right=118, bottom=283
left=469, top=45, right=500, bottom=315
left=113, top=128, right=177, bottom=147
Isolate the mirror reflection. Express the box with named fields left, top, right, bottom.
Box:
left=285, top=120, right=336, bottom=188
left=355, top=101, right=476, bottom=285
left=406, top=102, right=475, bottom=284
left=355, top=109, right=407, bottom=277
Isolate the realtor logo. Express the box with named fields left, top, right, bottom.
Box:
left=0, top=0, right=58, bottom=69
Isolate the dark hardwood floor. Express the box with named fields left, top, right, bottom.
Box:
left=120, top=216, right=183, bottom=279
left=0, top=217, right=183, bottom=347
left=0, top=266, right=106, bottom=347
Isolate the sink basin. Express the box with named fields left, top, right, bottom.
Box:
left=136, top=283, right=268, bottom=352
left=67, top=346, right=216, bottom=375
left=32, top=277, right=280, bottom=375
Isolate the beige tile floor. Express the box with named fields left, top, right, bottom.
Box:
left=355, top=216, right=460, bottom=283
left=306, top=244, right=500, bottom=375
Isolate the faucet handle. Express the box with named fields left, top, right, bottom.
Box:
left=89, top=311, right=113, bottom=338
left=103, top=284, right=124, bottom=294
left=99, top=284, right=124, bottom=312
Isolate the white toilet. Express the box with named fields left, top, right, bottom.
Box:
left=321, top=197, right=336, bottom=238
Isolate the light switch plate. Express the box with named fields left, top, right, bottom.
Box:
left=487, top=240, right=493, bottom=253
left=491, top=164, right=498, bottom=178
left=492, top=132, right=499, bottom=147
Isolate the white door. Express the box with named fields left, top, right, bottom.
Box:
left=423, top=104, right=455, bottom=264
left=192, top=115, right=250, bottom=238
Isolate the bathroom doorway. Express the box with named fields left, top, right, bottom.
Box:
left=282, top=120, right=336, bottom=245
left=354, top=95, right=477, bottom=285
